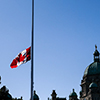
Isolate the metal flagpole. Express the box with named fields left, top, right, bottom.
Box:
left=31, top=0, right=34, bottom=100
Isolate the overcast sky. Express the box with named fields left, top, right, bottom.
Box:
left=0, top=0, right=100, bottom=100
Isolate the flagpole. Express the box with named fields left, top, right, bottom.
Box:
left=31, top=0, right=34, bottom=100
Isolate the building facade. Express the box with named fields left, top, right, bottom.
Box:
left=0, top=81, right=23, bottom=100
left=80, top=46, right=100, bottom=100
left=49, top=46, right=100, bottom=100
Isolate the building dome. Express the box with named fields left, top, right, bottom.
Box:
left=33, top=91, right=39, bottom=100
left=89, top=82, right=98, bottom=88
left=84, top=62, right=100, bottom=76
left=84, top=45, right=100, bottom=76
left=69, top=89, right=77, bottom=97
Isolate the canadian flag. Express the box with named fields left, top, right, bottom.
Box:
left=10, top=47, right=31, bottom=68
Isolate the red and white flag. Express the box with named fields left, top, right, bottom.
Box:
left=10, top=47, right=31, bottom=68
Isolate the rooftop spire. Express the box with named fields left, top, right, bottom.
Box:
left=73, top=89, right=74, bottom=92
left=94, top=45, right=100, bottom=62
left=95, top=45, right=97, bottom=50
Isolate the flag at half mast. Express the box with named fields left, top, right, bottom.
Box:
left=10, top=47, right=31, bottom=68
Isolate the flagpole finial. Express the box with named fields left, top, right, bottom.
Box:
left=95, top=45, right=97, bottom=50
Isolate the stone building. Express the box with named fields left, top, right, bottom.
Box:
left=80, top=46, right=100, bottom=100
left=0, top=77, right=22, bottom=100
left=69, top=89, right=78, bottom=100
left=51, top=90, right=66, bottom=100
left=49, top=46, right=100, bottom=100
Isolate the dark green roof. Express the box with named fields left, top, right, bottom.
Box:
left=84, top=62, right=100, bottom=76
left=33, top=91, right=39, bottom=100
left=7, top=93, right=12, bottom=99
left=33, top=94, right=39, bottom=99
left=89, top=82, right=98, bottom=88
left=69, top=89, right=77, bottom=97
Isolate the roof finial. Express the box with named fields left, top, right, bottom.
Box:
left=34, top=90, right=36, bottom=94
left=95, top=45, right=97, bottom=50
